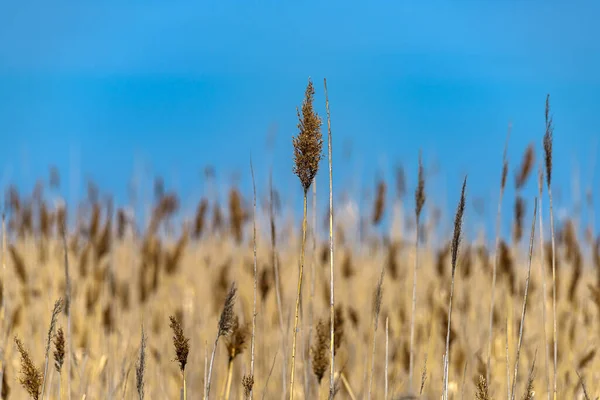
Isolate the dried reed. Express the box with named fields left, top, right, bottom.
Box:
left=290, top=78, right=322, bottom=400
left=510, top=200, right=537, bottom=400
left=543, top=94, right=557, bottom=399
left=15, top=337, right=42, bottom=400
left=409, top=151, right=426, bottom=392
left=42, top=298, right=64, bottom=399
left=169, top=315, right=190, bottom=400
left=443, top=177, right=467, bottom=400
left=135, top=325, right=146, bottom=400
left=368, top=265, right=385, bottom=400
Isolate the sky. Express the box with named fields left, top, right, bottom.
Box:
left=1, top=1, right=599, bottom=240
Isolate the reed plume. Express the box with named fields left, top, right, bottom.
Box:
left=206, top=282, right=237, bottom=399
left=409, top=151, right=426, bottom=392
left=515, top=144, right=535, bottom=190
left=136, top=325, right=146, bottom=400
left=543, top=94, right=557, bottom=399
left=475, top=375, right=490, bottom=400
left=170, top=315, right=190, bottom=400
left=15, top=337, right=42, bottom=400
left=290, top=77, right=323, bottom=400
left=249, top=158, right=258, bottom=400
left=311, top=318, right=329, bottom=385
left=368, top=266, right=385, bottom=400
left=510, top=200, right=537, bottom=400
left=443, top=177, right=467, bottom=400
left=522, top=351, right=536, bottom=400
left=372, top=180, right=386, bottom=226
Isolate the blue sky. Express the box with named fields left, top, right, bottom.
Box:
left=1, top=1, right=599, bottom=239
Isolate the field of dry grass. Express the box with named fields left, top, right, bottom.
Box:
left=0, top=82, right=598, bottom=400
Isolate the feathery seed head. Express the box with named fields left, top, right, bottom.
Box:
left=293, top=78, right=323, bottom=193
left=451, top=177, right=467, bottom=277
left=218, top=282, right=237, bottom=337
left=311, top=318, right=330, bottom=383
left=515, top=144, right=535, bottom=189
left=242, top=374, right=254, bottom=399
left=415, top=151, right=426, bottom=219
left=224, top=315, right=250, bottom=361
left=544, top=94, right=554, bottom=187
left=53, top=327, right=65, bottom=373
left=15, top=337, right=43, bottom=400
left=136, top=325, right=146, bottom=400
left=169, top=316, right=190, bottom=373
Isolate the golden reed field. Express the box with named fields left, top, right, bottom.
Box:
left=0, top=80, right=597, bottom=400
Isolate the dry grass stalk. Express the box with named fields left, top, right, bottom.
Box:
left=487, top=124, right=511, bottom=384
left=42, top=298, right=64, bottom=399
left=135, top=325, right=146, bottom=400
left=324, top=78, right=336, bottom=400
left=384, top=317, right=389, bottom=400
left=242, top=375, right=254, bottom=400
left=543, top=94, right=557, bottom=399
left=169, top=315, right=190, bottom=400
left=409, top=151, right=426, bottom=392
left=60, top=220, right=72, bottom=400
left=443, top=177, right=467, bottom=400
left=522, top=351, right=536, bottom=400
left=290, top=78, right=323, bottom=400
left=15, top=337, right=43, bottom=400
left=368, top=265, right=385, bottom=400
left=513, top=196, right=525, bottom=243
left=576, top=371, right=591, bottom=400
left=206, top=282, right=237, bottom=400
left=250, top=158, right=258, bottom=400
left=537, top=166, right=551, bottom=400
left=510, top=200, right=537, bottom=400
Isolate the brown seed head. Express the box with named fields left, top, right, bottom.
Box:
left=46, top=298, right=64, bottom=356
left=169, top=316, right=190, bottom=373
left=53, top=327, right=65, bottom=373
left=451, top=177, right=467, bottom=277
left=373, top=267, right=385, bottom=328
left=311, top=318, right=330, bottom=384
left=242, top=374, right=254, bottom=399
left=293, top=78, right=323, bottom=193
left=333, top=305, right=345, bottom=355
left=14, top=337, right=43, bottom=400
left=513, top=196, right=526, bottom=243
left=224, top=315, right=250, bottom=361
left=475, top=375, right=490, bottom=400
left=415, top=151, right=426, bottom=219
left=372, top=180, right=386, bottom=225
left=544, top=94, right=554, bottom=187
left=218, top=282, right=237, bottom=336
left=515, top=144, right=535, bottom=189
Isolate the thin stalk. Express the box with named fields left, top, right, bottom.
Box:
left=306, top=178, right=316, bottom=400
left=61, top=226, right=72, bottom=400
left=269, top=171, right=287, bottom=397
left=204, top=340, right=208, bottom=398
left=385, top=317, right=389, bottom=400
left=442, top=271, right=456, bottom=400
left=58, top=372, right=62, bottom=400
left=183, top=373, right=187, bottom=400
left=0, top=214, right=5, bottom=400
left=510, top=200, right=537, bottom=400
left=289, top=192, right=308, bottom=400
left=548, top=188, right=557, bottom=400
left=538, top=169, right=551, bottom=400
left=340, top=372, right=357, bottom=400
left=487, top=125, right=510, bottom=384
left=324, top=78, right=335, bottom=400
left=506, top=317, right=510, bottom=400
left=409, top=219, right=419, bottom=391
left=250, top=158, right=257, bottom=399
left=224, top=360, right=234, bottom=400
left=206, top=335, right=220, bottom=400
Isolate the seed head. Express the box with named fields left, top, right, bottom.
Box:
left=218, top=282, right=237, bottom=337
left=53, top=327, right=65, bottom=373
left=224, top=315, right=250, bottom=361
left=544, top=94, right=554, bottom=187
left=311, top=319, right=330, bottom=383
left=136, top=325, right=146, bottom=400
left=415, top=151, right=426, bottom=219
left=451, top=177, right=467, bottom=277
left=293, top=78, right=323, bottom=193
left=515, top=144, right=535, bottom=189
left=169, top=316, right=190, bottom=373
left=15, top=337, right=43, bottom=400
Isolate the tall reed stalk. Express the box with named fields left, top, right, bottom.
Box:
left=409, top=151, right=426, bottom=391
left=537, top=166, right=551, bottom=400
left=442, top=177, right=467, bottom=400
left=487, top=125, right=511, bottom=384
left=543, top=94, right=557, bottom=399
left=289, top=78, right=323, bottom=400
left=510, top=200, right=537, bottom=400
left=323, top=78, right=336, bottom=400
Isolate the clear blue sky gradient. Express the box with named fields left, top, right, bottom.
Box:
left=1, top=1, right=599, bottom=239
